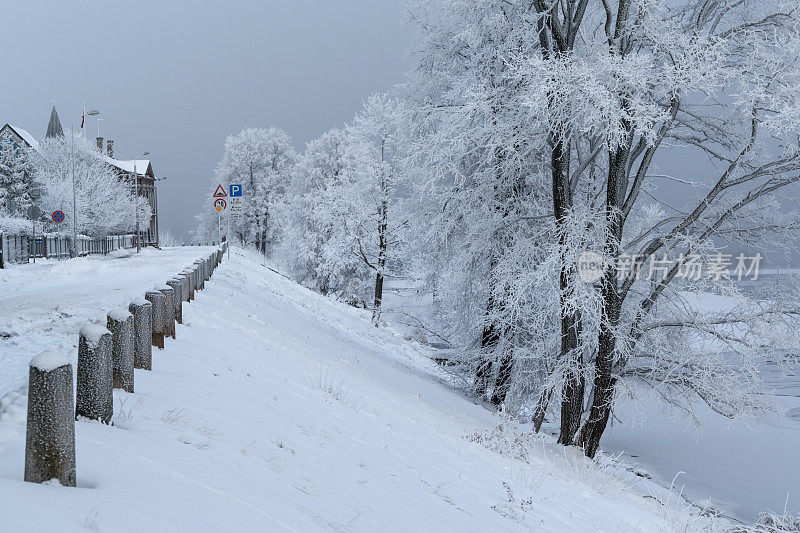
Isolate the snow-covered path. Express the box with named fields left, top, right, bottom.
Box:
left=0, top=246, right=217, bottom=397
left=0, top=248, right=709, bottom=531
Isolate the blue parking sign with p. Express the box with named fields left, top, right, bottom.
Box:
left=230, top=184, right=243, bottom=197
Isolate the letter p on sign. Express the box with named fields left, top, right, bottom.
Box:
left=229, top=184, right=243, bottom=197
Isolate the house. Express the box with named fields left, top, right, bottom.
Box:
left=101, top=146, right=160, bottom=247
left=0, top=105, right=160, bottom=247
left=0, top=123, right=40, bottom=153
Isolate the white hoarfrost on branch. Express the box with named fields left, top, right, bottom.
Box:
left=34, top=135, right=150, bottom=237
left=197, top=0, right=800, bottom=462
left=405, top=0, right=800, bottom=457
left=196, top=127, right=297, bottom=251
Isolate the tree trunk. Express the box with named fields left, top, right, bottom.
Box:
left=372, top=148, right=389, bottom=326
left=578, top=137, right=630, bottom=457
left=551, top=136, right=584, bottom=446
left=532, top=387, right=552, bottom=432
left=490, top=352, right=514, bottom=406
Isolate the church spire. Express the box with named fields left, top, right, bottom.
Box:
left=45, top=105, right=64, bottom=138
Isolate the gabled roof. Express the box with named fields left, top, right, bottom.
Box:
left=45, top=106, right=64, bottom=138
left=104, top=155, right=154, bottom=178
left=0, top=124, right=40, bottom=152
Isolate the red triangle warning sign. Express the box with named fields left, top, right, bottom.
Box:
left=213, top=184, right=228, bottom=198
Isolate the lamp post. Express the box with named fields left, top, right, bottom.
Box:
left=133, top=151, right=150, bottom=253
left=154, top=176, right=167, bottom=248
left=71, top=109, right=100, bottom=258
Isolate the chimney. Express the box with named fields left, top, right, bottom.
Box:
left=106, top=139, right=114, bottom=159
left=96, top=137, right=104, bottom=153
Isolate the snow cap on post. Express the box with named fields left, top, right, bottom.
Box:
left=25, top=351, right=76, bottom=486
left=30, top=351, right=71, bottom=372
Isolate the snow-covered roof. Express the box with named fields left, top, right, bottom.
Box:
left=4, top=124, right=40, bottom=152
left=103, top=155, right=151, bottom=176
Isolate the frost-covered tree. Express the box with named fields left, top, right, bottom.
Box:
left=404, top=0, right=555, bottom=407
left=312, top=95, right=409, bottom=319
left=407, top=0, right=800, bottom=457
left=207, top=128, right=297, bottom=253
left=0, top=134, right=39, bottom=217
left=278, top=127, right=349, bottom=294
left=34, top=136, right=148, bottom=237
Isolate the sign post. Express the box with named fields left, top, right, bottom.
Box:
left=212, top=183, right=228, bottom=246
left=27, top=206, right=42, bottom=263
left=227, top=184, right=242, bottom=259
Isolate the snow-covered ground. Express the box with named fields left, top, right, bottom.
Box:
left=0, top=246, right=217, bottom=397
left=382, top=278, right=800, bottom=527
left=0, top=247, right=721, bottom=531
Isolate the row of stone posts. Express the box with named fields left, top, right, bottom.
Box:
left=24, top=244, right=228, bottom=486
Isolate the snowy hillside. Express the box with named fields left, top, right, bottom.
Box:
left=0, top=247, right=727, bottom=531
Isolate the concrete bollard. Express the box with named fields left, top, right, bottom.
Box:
left=182, top=270, right=195, bottom=301
left=158, top=286, right=176, bottom=340
left=107, top=309, right=134, bottom=393
left=194, top=261, right=205, bottom=289
left=76, top=324, right=113, bottom=424
left=24, top=352, right=77, bottom=487
left=185, top=266, right=197, bottom=297
left=167, top=279, right=183, bottom=324
left=179, top=274, right=190, bottom=303
left=129, top=299, right=152, bottom=370
left=189, top=267, right=198, bottom=296
left=145, top=290, right=166, bottom=349
left=181, top=269, right=193, bottom=301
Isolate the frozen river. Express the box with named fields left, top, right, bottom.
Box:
left=603, top=274, right=800, bottom=523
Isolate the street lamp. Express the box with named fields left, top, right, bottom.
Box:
left=133, top=151, right=150, bottom=253
left=153, top=176, right=166, bottom=248
left=71, top=109, right=100, bottom=258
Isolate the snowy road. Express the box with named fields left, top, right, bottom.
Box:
left=0, top=246, right=217, bottom=397
left=0, top=247, right=710, bottom=531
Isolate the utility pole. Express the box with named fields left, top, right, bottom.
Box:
left=133, top=151, right=150, bottom=252
left=70, top=109, right=99, bottom=258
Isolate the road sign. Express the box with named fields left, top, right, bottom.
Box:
left=27, top=206, right=42, bottom=219
left=229, top=184, right=243, bottom=197
left=213, top=184, right=228, bottom=198
left=52, top=210, right=65, bottom=223
left=214, top=198, right=227, bottom=213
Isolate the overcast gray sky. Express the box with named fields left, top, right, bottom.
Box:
left=0, top=0, right=411, bottom=241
